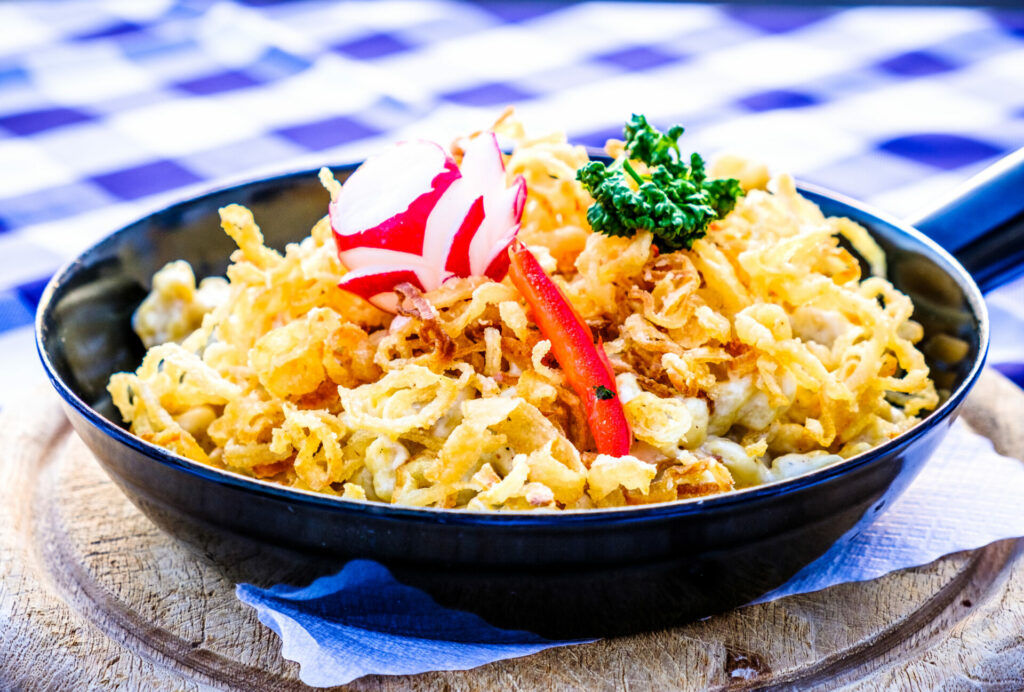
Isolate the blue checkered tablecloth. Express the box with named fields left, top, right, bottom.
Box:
left=4, top=3, right=1024, bottom=682
left=2, top=0, right=1024, bottom=405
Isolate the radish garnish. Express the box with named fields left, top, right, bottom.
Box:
left=329, top=140, right=458, bottom=256
left=443, top=196, right=486, bottom=279
left=337, top=266, right=425, bottom=313
left=471, top=175, right=527, bottom=278
left=321, top=133, right=526, bottom=313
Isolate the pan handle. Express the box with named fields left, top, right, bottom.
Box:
left=907, top=147, right=1024, bottom=294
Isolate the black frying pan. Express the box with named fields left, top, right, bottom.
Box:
left=35, top=148, right=1023, bottom=638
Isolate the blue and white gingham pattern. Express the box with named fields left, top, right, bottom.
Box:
left=3, top=0, right=1024, bottom=403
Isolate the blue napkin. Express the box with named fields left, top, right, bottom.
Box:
left=236, top=560, right=595, bottom=686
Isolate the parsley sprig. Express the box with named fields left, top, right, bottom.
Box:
left=576, top=115, right=743, bottom=253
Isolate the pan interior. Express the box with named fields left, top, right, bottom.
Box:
left=805, top=189, right=984, bottom=402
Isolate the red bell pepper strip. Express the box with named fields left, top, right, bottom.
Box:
left=507, top=244, right=632, bottom=457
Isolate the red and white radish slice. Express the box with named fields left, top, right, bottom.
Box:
left=470, top=175, right=526, bottom=279
left=458, top=132, right=507, bottom=190
left=330, top=140, right=459, bottom=256
left=443, top=196, right=486, bottom=279
left=420, top=175, right=480, bottom=282
left=338, top=266, right=426, bottom=313
left=325, top=132, right=526, bottom=313
left=455, top=133, right=526, bottom=277
left=425, top=133, right=522, bottom=282
left=338, top=246, right=439, bottom=293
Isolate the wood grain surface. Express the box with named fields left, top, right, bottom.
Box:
left=1, top=371, right=1023, bottom=691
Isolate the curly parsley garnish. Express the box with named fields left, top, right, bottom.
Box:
left=576, top=114, right=743, bottom=253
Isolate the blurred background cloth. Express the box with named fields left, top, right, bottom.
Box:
left=2, top=0, right=1024, bottom=404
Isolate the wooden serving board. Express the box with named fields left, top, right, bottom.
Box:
left=2, top=372, right=1023, bottom=691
